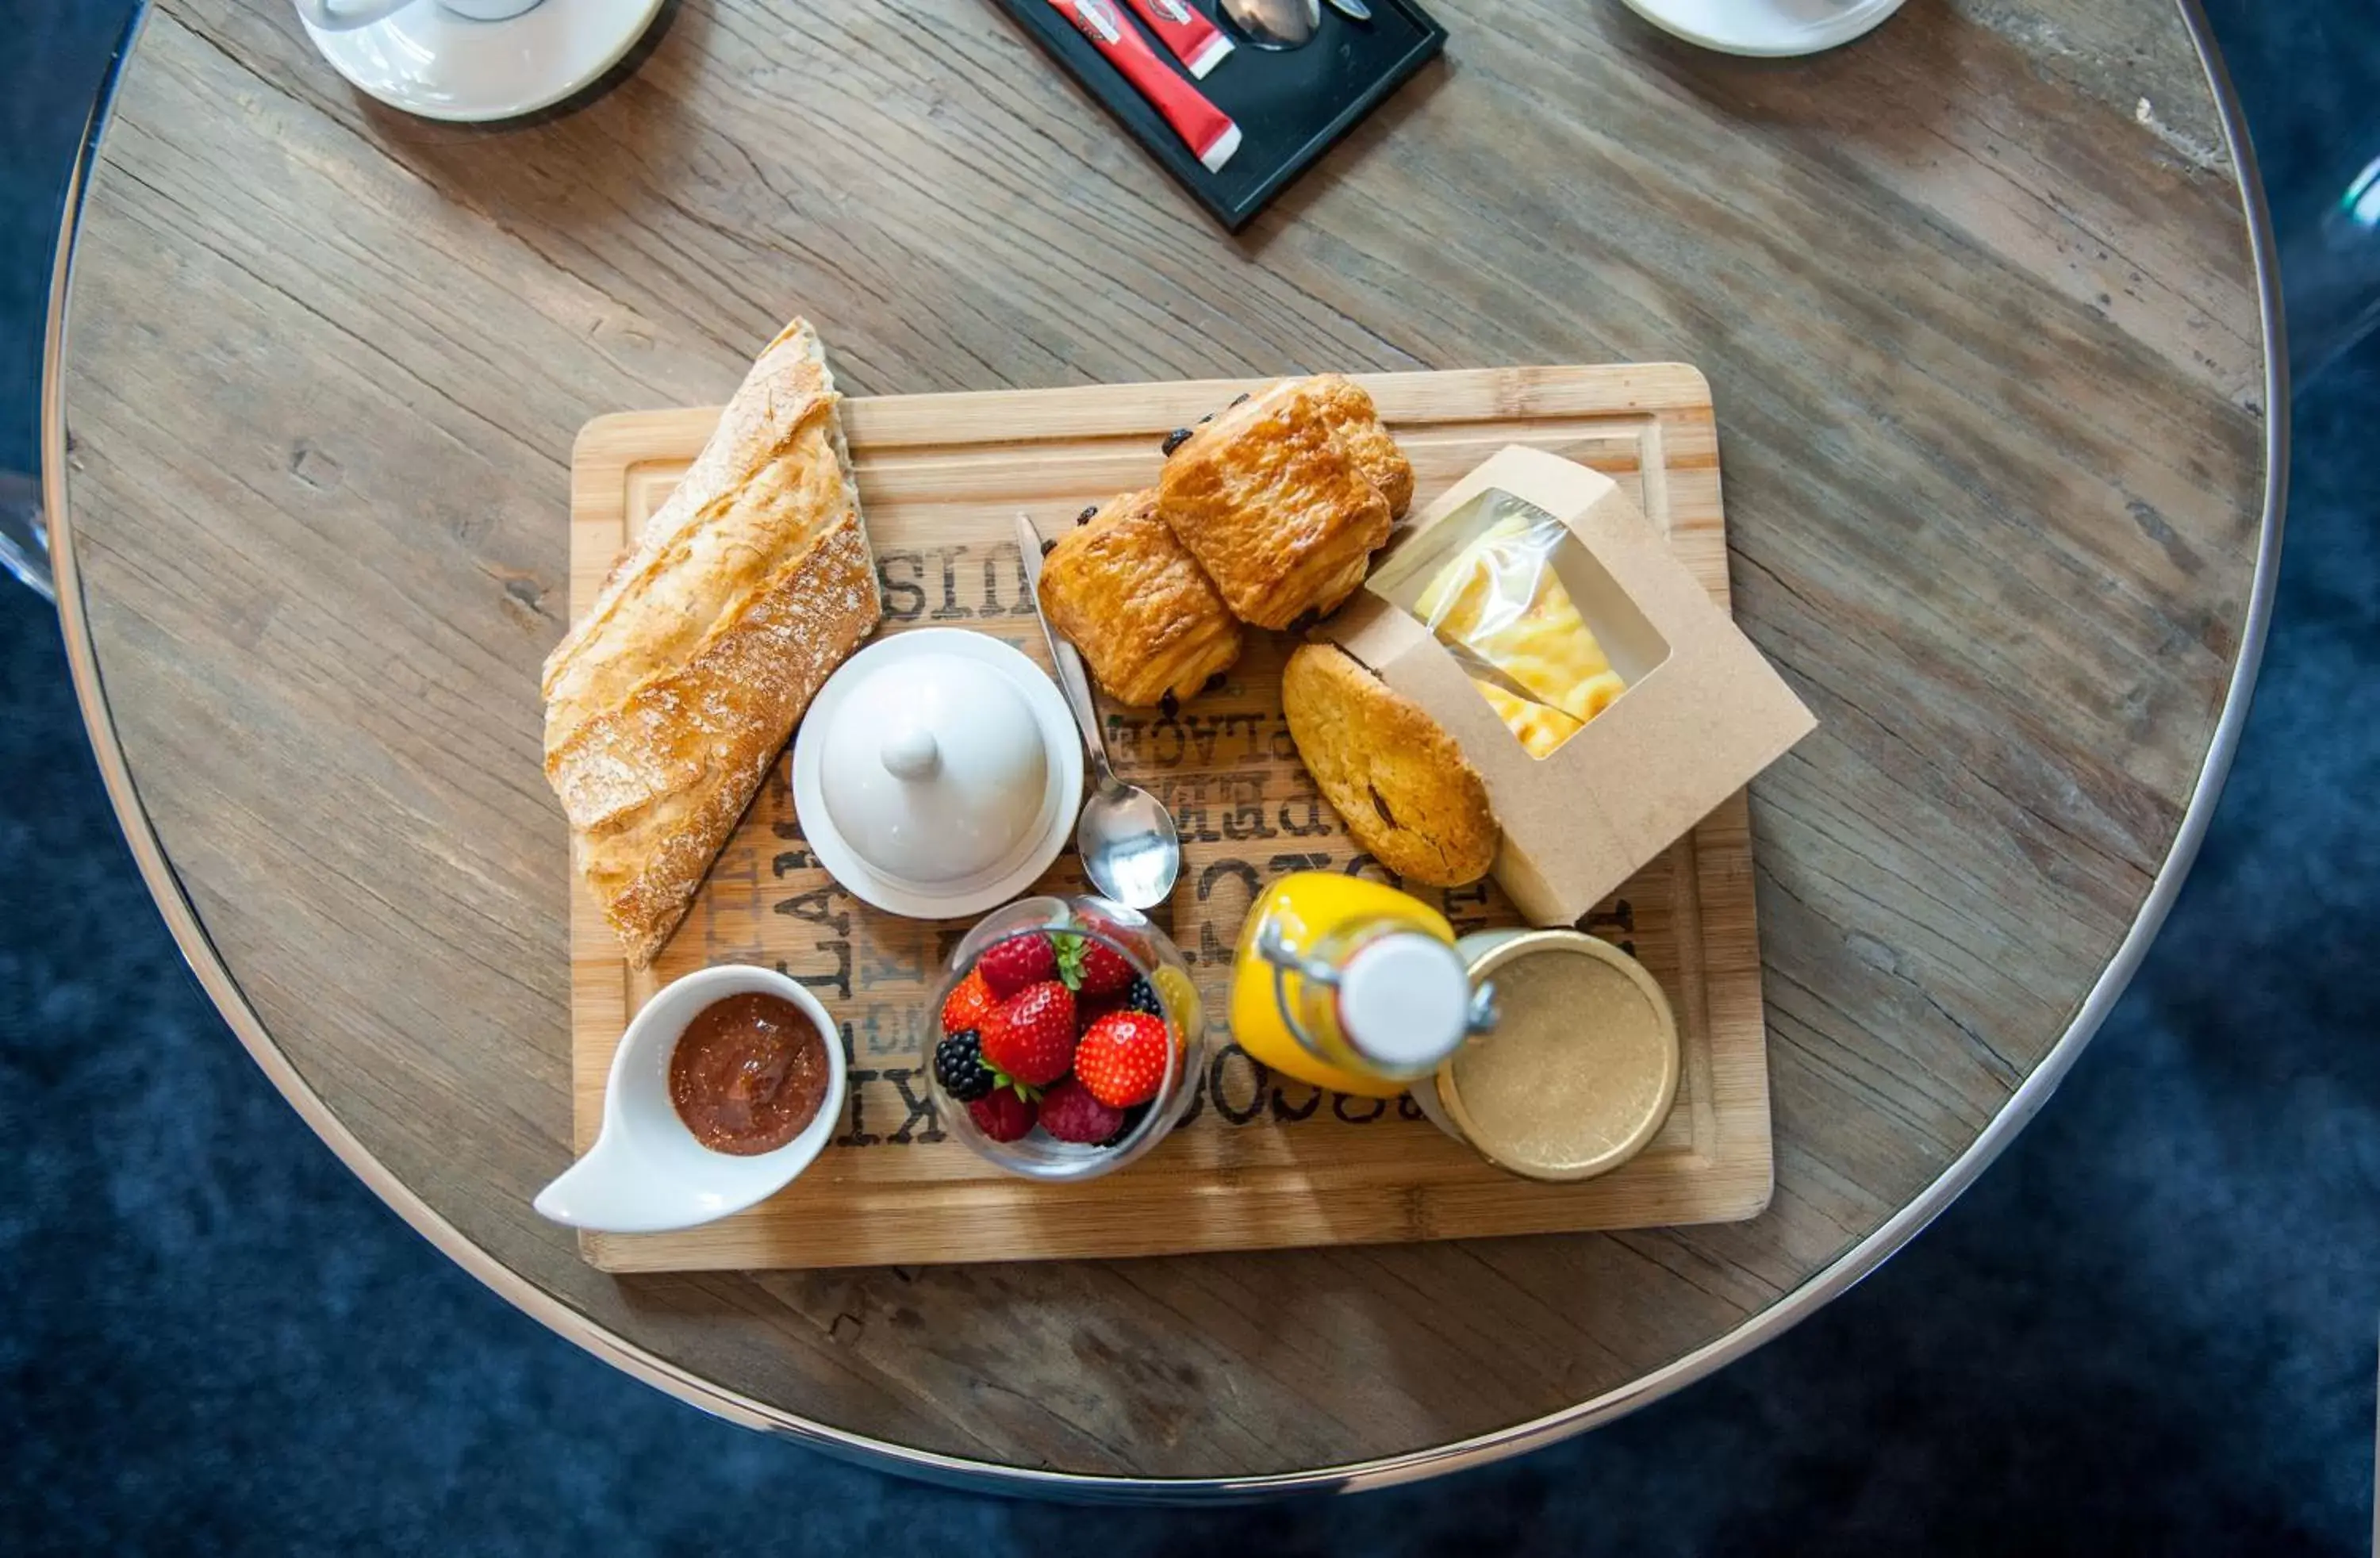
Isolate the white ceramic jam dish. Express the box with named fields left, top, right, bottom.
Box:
left=533, top=965, right=846, bottom=1234
left=791, top=627, right=1084, bottom=920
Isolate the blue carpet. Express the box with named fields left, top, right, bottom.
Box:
left=2, top=3, right=2374, bottom=1552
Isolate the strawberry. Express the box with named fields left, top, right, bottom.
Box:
left=1073, top=1011, right=1170, bottom=1108
left=967, top=1089, right=1036, bottom=1143
left=939, top=969, right=998, bottom=1037
left=980, top=980, right=1076, bottom=1087
left=1038, top=1078, right=1127, bottom=1145
left=977, top=933, right=1058, bottom=999
left=1056, top=933, right=1136, bottom=1000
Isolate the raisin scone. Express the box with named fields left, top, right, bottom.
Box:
left=1280, top=643, right=1499, bottom=887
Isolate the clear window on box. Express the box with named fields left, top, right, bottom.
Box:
left=1367, top=488, right=1670, bottom=759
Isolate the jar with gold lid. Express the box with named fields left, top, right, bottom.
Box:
left=1412, top=929, right=1681, bottom=1180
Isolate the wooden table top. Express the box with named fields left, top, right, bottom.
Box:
left=49, top=0, right=2278, bottom=1492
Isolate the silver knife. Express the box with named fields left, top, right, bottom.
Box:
left=1324, top=0, right=1372, bottom=20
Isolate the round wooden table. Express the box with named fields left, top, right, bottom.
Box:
left=47, top=0, right=2280, bottom=1494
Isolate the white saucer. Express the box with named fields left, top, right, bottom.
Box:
left=1618, top=0, right=1904, bottom=58
left=301, top=0, right=664, bottom=124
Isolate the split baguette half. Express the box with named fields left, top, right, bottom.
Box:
left=543, top=318, right=881, bottom=967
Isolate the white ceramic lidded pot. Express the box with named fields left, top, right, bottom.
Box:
left=792, top=628, right=1084, bottom=919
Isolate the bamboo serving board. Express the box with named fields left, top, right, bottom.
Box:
left=566, top=365, right=1772, bottom=1272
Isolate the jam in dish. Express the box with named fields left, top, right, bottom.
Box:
left=668, top=992, right=831, bottom=1155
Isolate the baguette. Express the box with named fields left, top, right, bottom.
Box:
left=544, top=319, right=881, bottom=967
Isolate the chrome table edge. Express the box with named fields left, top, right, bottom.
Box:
left=40, top=0, right=2287, bottom=1501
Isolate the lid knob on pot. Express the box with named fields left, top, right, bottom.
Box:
left=880, top=724, right=941, bottom=781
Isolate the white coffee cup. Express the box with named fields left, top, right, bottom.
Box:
left=296, top=0, right=543, bottom=30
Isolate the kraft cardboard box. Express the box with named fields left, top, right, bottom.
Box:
left=1316, top=445, right=1815, bottom=926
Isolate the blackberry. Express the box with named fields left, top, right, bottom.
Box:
left=1100, top=1101, right=1152, bottom=1149
left=1118, top=977, right=1163, bottom=1019
left=934, top=1030, right=997, bottom=1102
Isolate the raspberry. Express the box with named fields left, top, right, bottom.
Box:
left=1038, top=1078, right=1127, bottom=1145
left=977, top=933, right=1058, bottom=999
left=967, top=1089, right=1036, bottom=1143
left=933, top=1030, right=996, bottom=1102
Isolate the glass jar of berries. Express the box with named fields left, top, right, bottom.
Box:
left=925, top=896, right=1205, bottom=1180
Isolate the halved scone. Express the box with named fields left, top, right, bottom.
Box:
left=1281, top=643, right=1499, bottom=887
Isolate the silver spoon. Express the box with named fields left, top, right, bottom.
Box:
left=1219, top=0, right=1321, bottom=50
left=1015, top=515, right=1182, bottom=911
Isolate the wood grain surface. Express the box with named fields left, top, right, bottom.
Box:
left=571, top=365, right=1775, bottom=1272
left=56, top=0, right=2268, bottom=1480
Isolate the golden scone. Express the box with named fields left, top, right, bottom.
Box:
left=1281, top=643, right=1499, bottom=887
left=1157, top=379, right=1393, bottom=630
left=1037, top=489, right=1244, bottom=707
left=1308, top=374, right=1414, bottom=519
